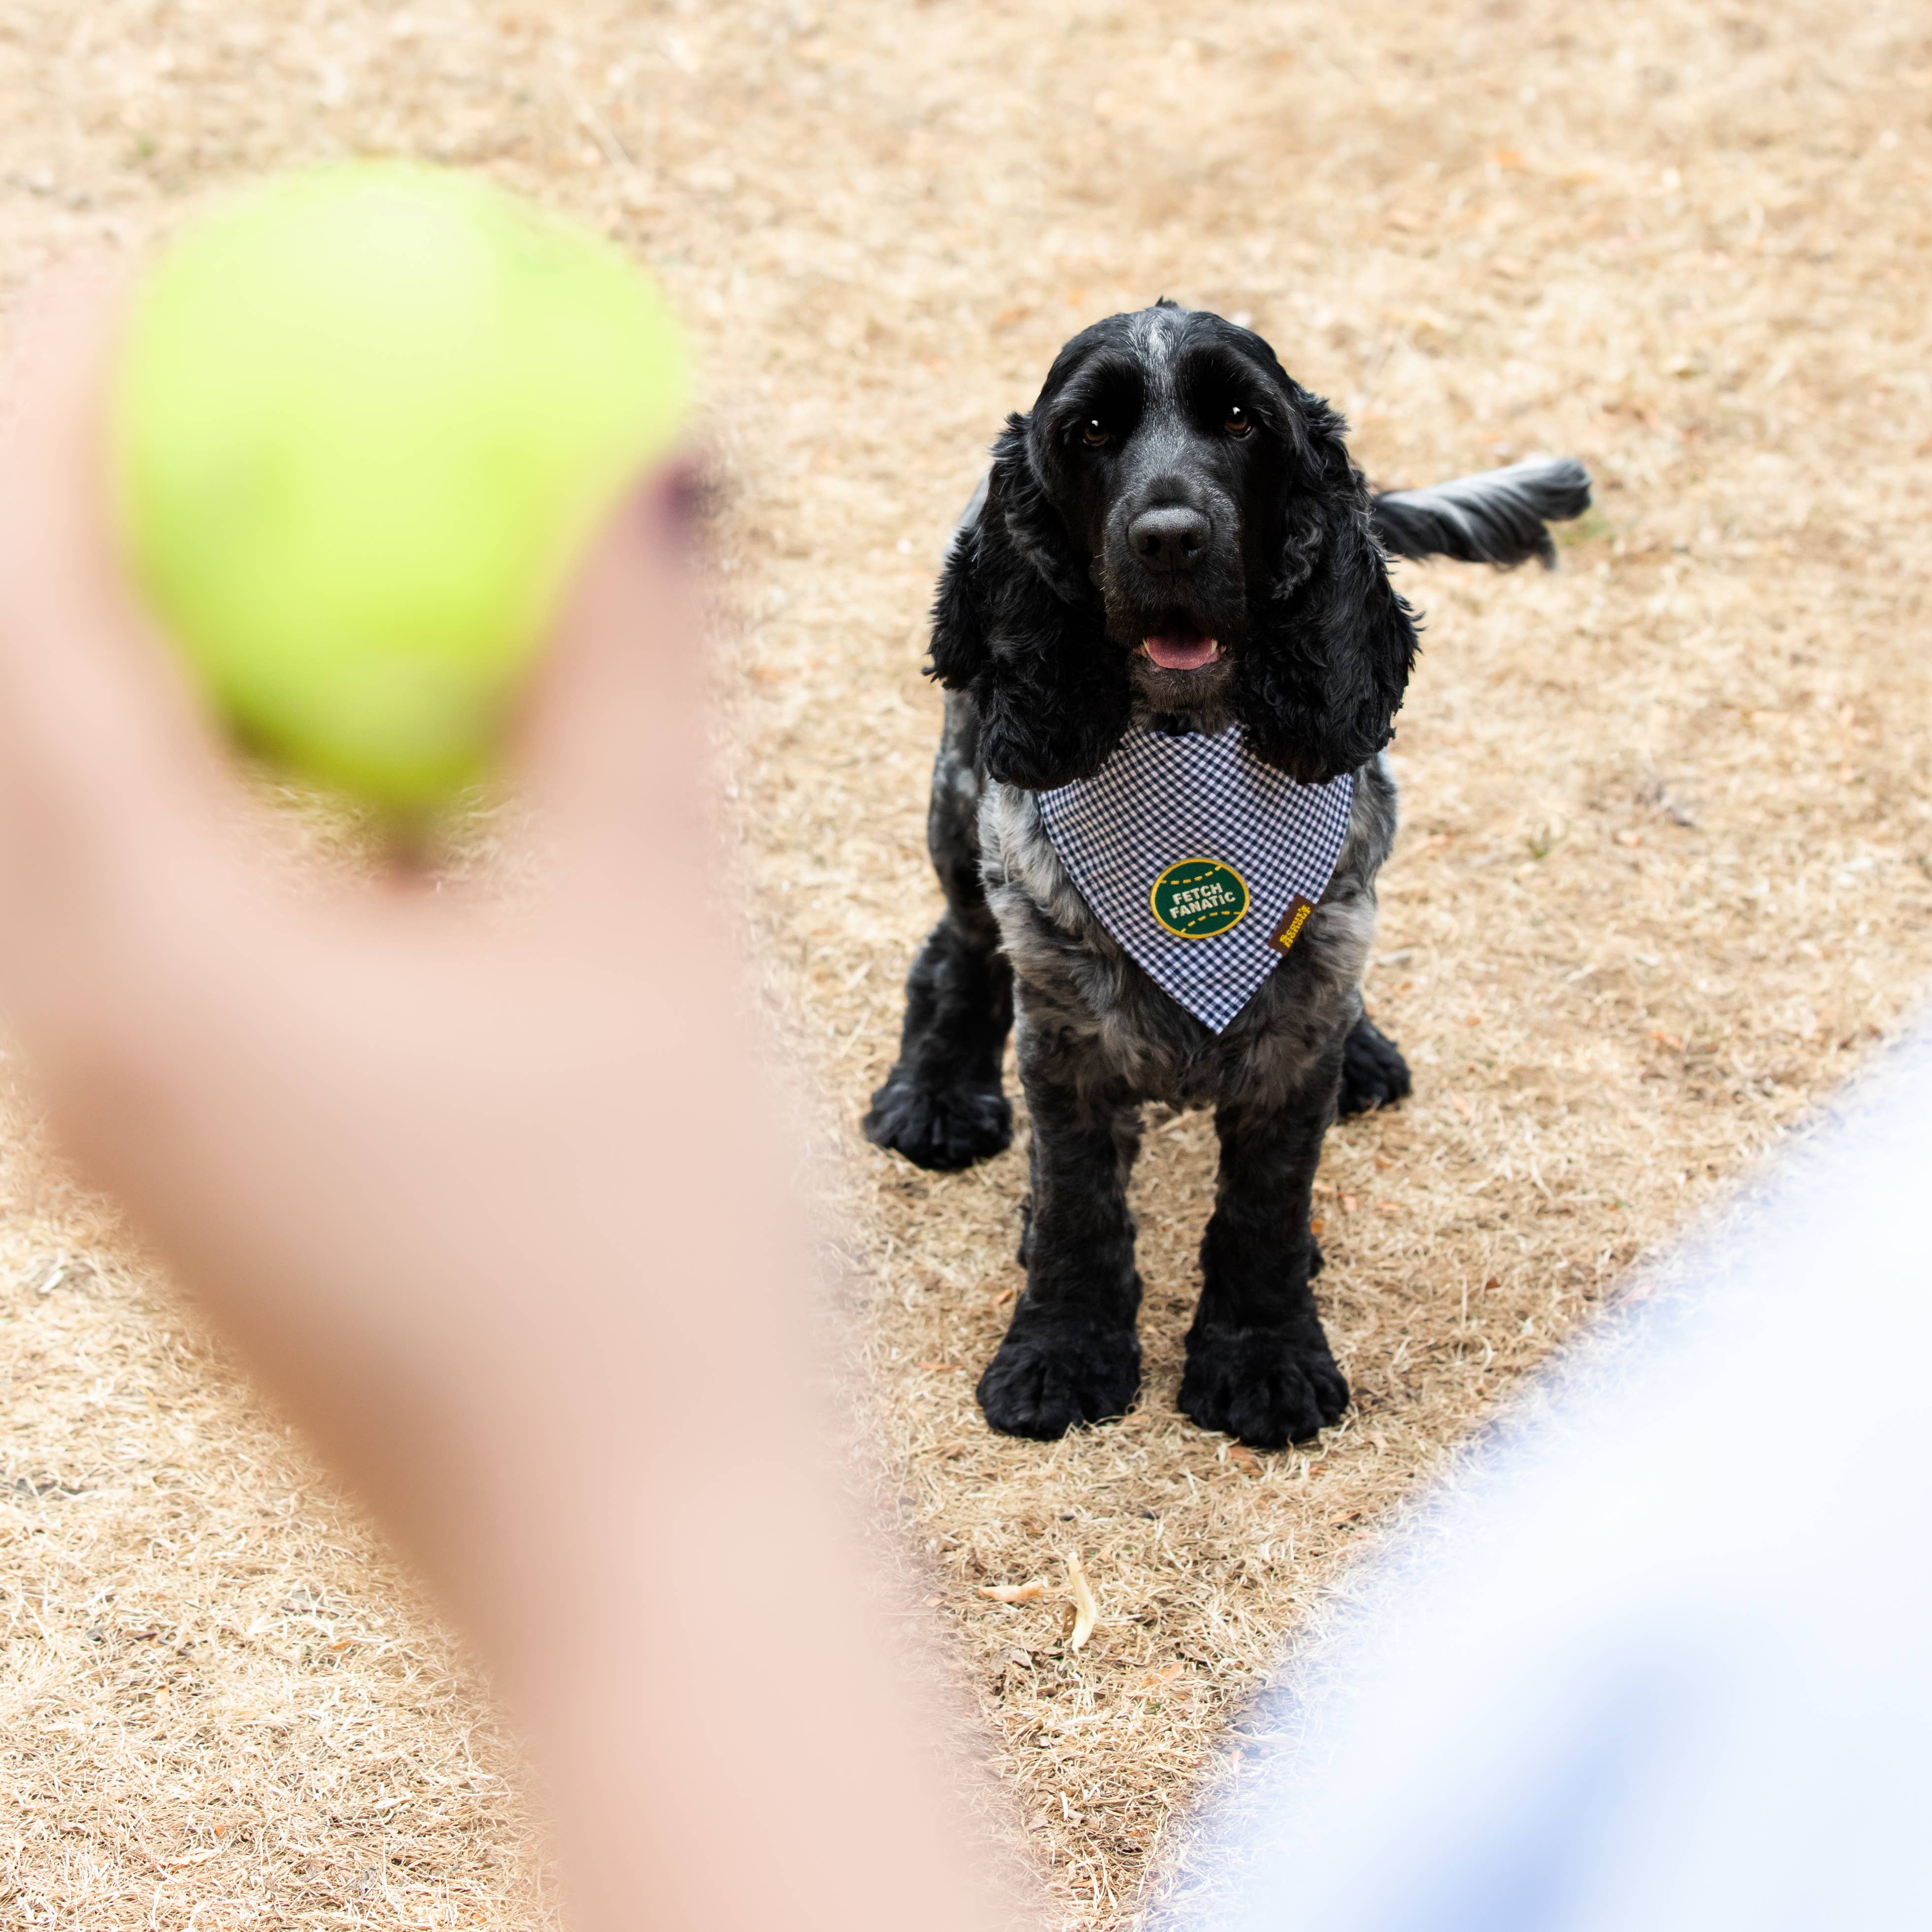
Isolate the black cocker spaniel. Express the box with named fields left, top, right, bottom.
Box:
left=866, top=300, right=1589, bottom=1448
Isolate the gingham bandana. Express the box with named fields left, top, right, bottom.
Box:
left=1037, top=727, right=1355, bottom=1033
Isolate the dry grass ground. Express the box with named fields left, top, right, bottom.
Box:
left=1, top=0, right=1930, bottom=1926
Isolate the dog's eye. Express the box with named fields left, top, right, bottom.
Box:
left=1079, top=419, right=1111, bottom=449
left=1225, top=403, right=1255, bottom=439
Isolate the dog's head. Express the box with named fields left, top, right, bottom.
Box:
left=928, top=301, right=1417, bottom=790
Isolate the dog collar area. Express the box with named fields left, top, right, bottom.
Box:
left=1037, top=727, right=1353, bottom=1033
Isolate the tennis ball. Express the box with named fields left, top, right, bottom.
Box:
left=114, top=162, right=687, bottom=810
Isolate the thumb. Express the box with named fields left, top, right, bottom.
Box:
left=509, top=459, right=715, bottom=923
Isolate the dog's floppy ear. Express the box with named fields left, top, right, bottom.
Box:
left=1236, top=398, right=1418, bottom=785
left=924, top=416, right=1130, bottom=791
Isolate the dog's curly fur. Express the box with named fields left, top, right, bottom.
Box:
left=866, top=302, right=1589, bottom=1447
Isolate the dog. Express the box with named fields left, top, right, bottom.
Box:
left=865, top=300, right=1589, bottom=1447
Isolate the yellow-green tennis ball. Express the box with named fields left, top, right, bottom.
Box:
left=114, top=162, right=687, bottom=810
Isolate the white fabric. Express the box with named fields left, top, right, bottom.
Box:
left=1153, top=1018, right=1932, bottom=1932
left=1036, top=726, right=1354, bottom=1033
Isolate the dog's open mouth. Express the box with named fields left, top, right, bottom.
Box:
left=1139, top=625, right=1221, bottom=672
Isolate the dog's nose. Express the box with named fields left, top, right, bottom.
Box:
left=1129, top=503, right=1210, bottom=572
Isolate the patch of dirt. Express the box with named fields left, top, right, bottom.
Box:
left=1, top=1, right=1930, bottom=1926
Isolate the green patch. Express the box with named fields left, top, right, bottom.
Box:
left=1559, top=506, right=1615, bottom=548
left=1149, top=858, right=1249, bottom=939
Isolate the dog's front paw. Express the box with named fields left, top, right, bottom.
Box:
left=977, top=1324, right=1141, bottom=1439
left=1178, top=1323, right=1349, bottom=1448
left=1338, top=1014, right=1411, bottom=1118
left=863, top=1074, right=1012, bottom=1172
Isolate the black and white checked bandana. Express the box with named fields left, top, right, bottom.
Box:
left=1037, top=726, right=1355, bottom=1033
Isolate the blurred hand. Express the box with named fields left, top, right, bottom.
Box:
left=0, top=269, right=1008, bottom=1932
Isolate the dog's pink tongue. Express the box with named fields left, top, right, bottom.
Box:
left=1142, top=633, right=1220, bottom=671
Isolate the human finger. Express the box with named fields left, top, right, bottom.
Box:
left=508, top=456, right=713, bottom=920
left=0, top=264, right=242, bottom=923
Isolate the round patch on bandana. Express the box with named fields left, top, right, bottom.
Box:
left=1148, top=857, right=1250, bottom=939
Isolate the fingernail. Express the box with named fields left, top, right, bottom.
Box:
left=636, top=454, right=705, bottom=551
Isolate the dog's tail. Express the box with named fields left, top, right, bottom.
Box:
left=1371, top=456, right=1593, bottom=570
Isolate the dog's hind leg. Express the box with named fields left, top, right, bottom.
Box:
left=1337, top=1012, right=1411, bottom=1116
left=977, top=1040, right=1142, bottom=1438
left=863, top=693, right=1015, bottom=1172
left=1179, top=1069, right=1350, bottom=1449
